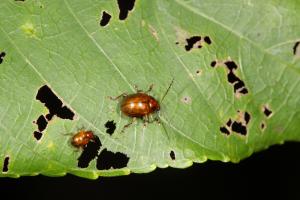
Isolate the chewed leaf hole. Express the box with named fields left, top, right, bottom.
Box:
left=293, top=41, right=300, bottom=55
left=212, top=59, right=248, bottom=97
left=231, top=121, right=247, bottom=135
left=105, top=120, right=116, bottom=135
left=181, top=96, right=192, bottom=104
left=220, top=111, right=250, bottom=136
left=78, top=136, right=102, bottom=168
left=96, top=148, right=129, bottom=170
left=33, top=131, right=43, bottom=140
left=226, top=119, right=232, bottom=127
left=203, top=36, right=212, bottom=45
left=261, top=122, right=266, bottom=131
left=210, top=60, right=217, bottom=67
left=185, top=36, right=201, bottom=51
left=195, top=69, right=202, bottom=76
left=263, top=105, right=273, bottom=118
left=0, top=51, right=6, bottom=64
left=2, top=156, right=9, bottom=172
left=224, top=61, right=238, bottom=71
left=34, top=115, right=48, bottom=132
left=117, top=0, right=135, bottom=20
left=36, top=85, right=75, bottom=120
left=100, top=11, right=111, bottom=27
left=170, top=150, right=176, bottom=160
left=244, top=112, right=251, bottom=124
left=227, top=71, right=241, bottom=84
left=220, top=126, right=230, bottom=135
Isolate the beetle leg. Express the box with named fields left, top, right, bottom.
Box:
left=121, top=117, right=136, bottom=133
left=143, top=115, right=150, bottom=127
left=134, top=85, right=143, bottom=93
left=145, top=84, right=154, bottom=94
left=108, top=93, right=128, bottom=100
left=148, top=116, right=160, bottom=124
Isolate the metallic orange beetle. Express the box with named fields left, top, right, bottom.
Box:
left=71, top=130, right=95, bottom=149
left=109, top=79, right=174, bottom=132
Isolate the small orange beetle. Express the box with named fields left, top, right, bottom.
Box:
left=109, top=79, right=174, bottom=132
left=71, top=130, right=95, bottom=149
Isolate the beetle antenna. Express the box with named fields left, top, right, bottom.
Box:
left=161, top=78, right=174, bottom=103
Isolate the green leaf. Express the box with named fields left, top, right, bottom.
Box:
left=0, top=0, right=299, bottom=179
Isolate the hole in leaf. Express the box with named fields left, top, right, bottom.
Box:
left=105, top=120, right=116, bottom=135
left=100, top=11, right=111, bottom=27
left=226, top=119, right=232, bottom=127
left=261, top=122, right=266, bottom=130
left=220, top=126, right=230, bottom=135
left=0, top=51, right=6, bottom=64
left=33, top=131, right=43, bottom=140
left=170, top=150, right=176, bottom=160
left=35, top=115, right=47, bottom=132
left=233, top=80, right=245, bottom=92
left=56, top=106, right=75, bottom=120
left=212, top=59, right=248, bottom=97
left=239, top=88, right=248, bottom=94
left=263, top=106, right=272, bottom=118
left=36, top=85, right=75, bottom=120
left=77, top=136, right=102, bottom=168
left=203, top=36, right=212, bottom=45
left=244, top=112, right=251, bottom=125
left=185, top=36, right=201, bottom=51
left=181, top=96, right=192, bottom=104
left=175, top=42, right=179, bottom=45
left=117, top=0, right=135, bottom=20
left=210, top=60, right=217, bottom=67
left=96, top=148, right=129, bottom=170
left=293, top=41, right=300, bottom=55
left=231, top=121, right=247, bottom=135
left=45, top=113, right=53, bottom=121
left=227, top=71, right=241, bottom=84
left=2, top=156, right=9, bottom=172
left=224, top=61, right=238, bottom=71
left=195, top=69, right=202, bottom=76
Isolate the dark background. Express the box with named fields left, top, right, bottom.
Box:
left=1, top=142, right=299, bottom=200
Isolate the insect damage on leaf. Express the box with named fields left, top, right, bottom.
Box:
left=2, top=156, right=9, bottom=172
left=181, top=96, right=192, bottom=104
left=220, top=111, right=251, bottom=136
left=117, top=0, right=135, bottom=21
left=203, top=36, right=212, bottom=45
left=293, top=41, right=300, bottom=56
left=210, top=60, right=217, bottom=67
left=33, top=85, right=75, bottom=141
left=36, top=85, right=75, bottom=120
left=195, top=69, right=202, bottom=76
left=212, top=60, right=248, bottom=97
left=77, top=135, right=102, bottom=168
left=105, top=120, right=116, bottom=135
left=96, top=148, right=129, bottom=170
left=260, top=121, right=266, bottom=131
left=262, top=105, right=273, bottom=118
left=170, top=151, right=176, bottom=160
left=185, top=36, right=201, bottom=51
left=100, top=11, right=111, bottom=27
left=33, top=115, right=48, bottom=132
left=33, top=131, right=43, bottom=140
left=0, top=51, right=6, bottom=64
left=182, top=35, right=212, bottom=51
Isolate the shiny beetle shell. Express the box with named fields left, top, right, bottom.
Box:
left=120, top=93, right=160, bottom=118
left=71, top=130, right=95, bottom=148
